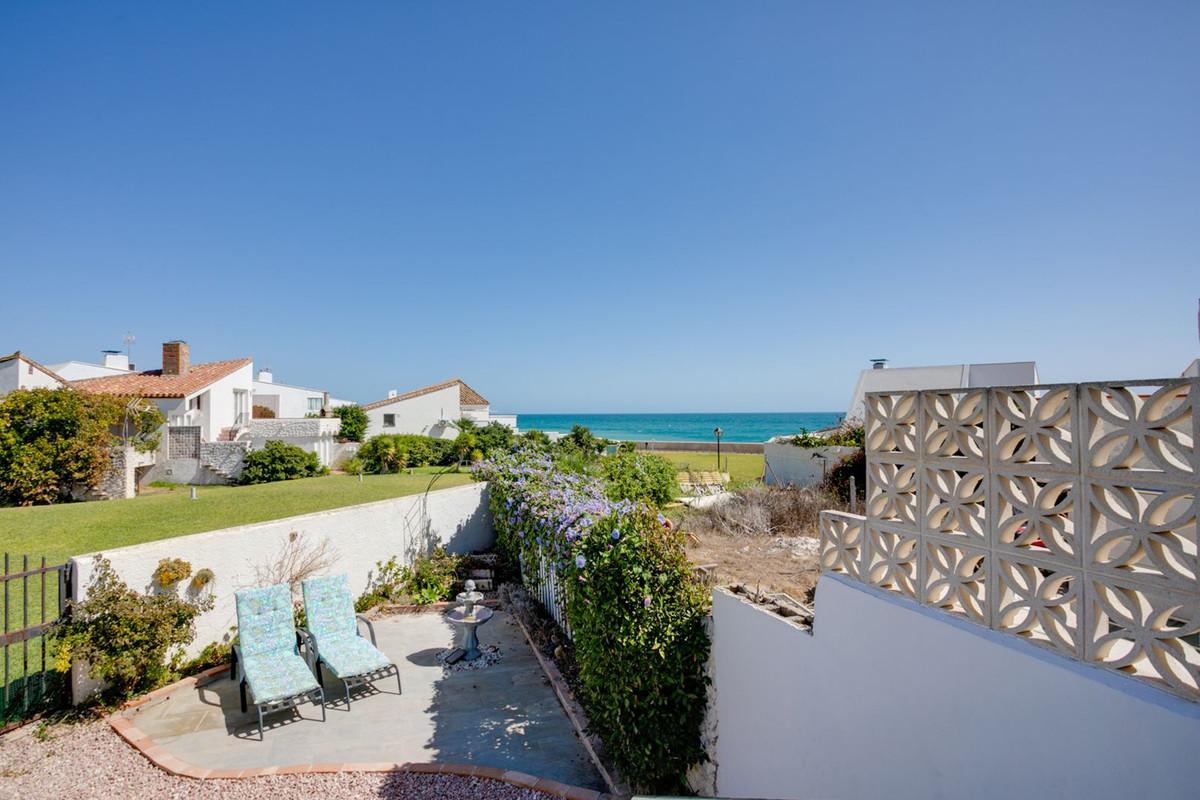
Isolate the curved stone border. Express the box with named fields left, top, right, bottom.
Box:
left=105, top=652, right=608, bottom=800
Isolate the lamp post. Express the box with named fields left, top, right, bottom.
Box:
left=714, top=427, right=723, bottom=473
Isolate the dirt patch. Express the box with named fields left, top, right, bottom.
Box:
left=680, top=486, right=846, bottom=604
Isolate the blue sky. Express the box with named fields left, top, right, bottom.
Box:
left=1, top=2, right=1197, bottom=413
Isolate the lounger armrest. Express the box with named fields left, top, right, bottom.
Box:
left=296, top=628, right=319, bottom=670
left=356, top=614, right=378, bottom=646
left=231, top=644, right=243, bottom=681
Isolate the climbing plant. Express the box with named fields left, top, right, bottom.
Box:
left=477, top=450, right=710, bottom=793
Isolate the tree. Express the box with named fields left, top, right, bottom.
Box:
left=0, top=388, right=163, bottom=506
left=452, top=430, right=478, bottom=463
left=562, top=424, right=604, bottom=455
left=475, top=421, right=515, bottom=455
left=331, top=404, right=368, bottom=442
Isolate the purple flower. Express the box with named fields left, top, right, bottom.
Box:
left=575, top=554, right=586, bottom=569
left=643, top=596, right=652, bottom=608
left=611, top=529, right=621, bottom=541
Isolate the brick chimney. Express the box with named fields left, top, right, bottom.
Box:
left=162, top=341, right=190, bottom=376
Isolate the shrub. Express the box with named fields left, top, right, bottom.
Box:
left=331, top=405, right=368, bottom=442
left=0, top=388, right=163, bottom=506
left=239, top=440, right=324, bottom=485
left=340, top=455, right=364, bottom=475
left=452, top=431, right=478, bottom=463
left=560, top=424, right=604, bottom=455
left=521, top=429, right=552, bottom=450
left=355, top=556, right=407, bottom=611
left=790, top=422, right=864, bottom=448
left=601, top=451, right=679, bottom=506
left=354, top=550, right=460, bottom=609
left=406, top=547, right=460, bottom=605
left=479, top=451, right=710, bottom=792
left=51, top=558, right=211, bottom=701
left=821, top=447, right=866, bottom=504
left=475, top=422, right=515, bottom=455
left=359, top=434, right=457, bottom=473
left=252, top=404, right=276, bottom=419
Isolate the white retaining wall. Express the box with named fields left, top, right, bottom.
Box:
left=69, top=482, right=492, bottom=700
left=762, top=442, right=857, bottom=486
left=709, top=576, right=1200, bottom=800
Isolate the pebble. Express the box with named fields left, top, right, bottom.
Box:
left=0, top=719, right=554, bottom=800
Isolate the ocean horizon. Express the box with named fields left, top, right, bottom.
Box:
left=513, top=412, right=844, bottom=443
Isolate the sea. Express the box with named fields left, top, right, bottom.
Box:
left=513, top=412, right=843, bottom=443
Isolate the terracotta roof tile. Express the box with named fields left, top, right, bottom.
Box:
left=71, top=358, right=251, bottom=398
left=362, top=378, right=489, bottom=411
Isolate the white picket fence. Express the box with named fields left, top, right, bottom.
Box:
left=521, top=550, right=573, bottom=639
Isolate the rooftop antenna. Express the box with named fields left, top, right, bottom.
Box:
left=123, top=332, right=135, bottom=364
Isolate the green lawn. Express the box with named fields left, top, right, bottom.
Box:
left=0, top=470, right=475, bottom=566
left=650, top=450, right=765, bottom=488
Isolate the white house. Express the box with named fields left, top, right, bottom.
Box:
left=845, top=359, right=1039, bottom=421
left=252, top=368, right=353, bottom=418
left=0, top=351, right=68, bottom=396
left=362, top=378, right=515, bottom=439
left=71, top=341, right=254, bottom=444
left=49, top=350, right=138, bottom=381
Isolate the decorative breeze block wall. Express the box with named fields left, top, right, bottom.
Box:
left=819, top=378, right=1199, bottom=700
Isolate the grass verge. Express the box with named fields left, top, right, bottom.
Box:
left=0, top=469, right=475, bottom=565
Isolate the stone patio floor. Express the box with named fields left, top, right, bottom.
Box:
left=117, top=610, right=604, bottom=791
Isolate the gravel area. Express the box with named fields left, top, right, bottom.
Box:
left=437, top=643, right=503, bottom=673
left=0, top=718, right=555, bottom=800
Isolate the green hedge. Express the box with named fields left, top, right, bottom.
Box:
left=478, top=450, right=710, bottom=793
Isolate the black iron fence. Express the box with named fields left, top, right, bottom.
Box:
left=1, top=554, right=70, bottom=727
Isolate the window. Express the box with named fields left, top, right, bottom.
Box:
left=307, top=397, right=323, bottom=414
left=188, top=394, right=202, bottom=411
left=383, top=414, right=396, bottom=428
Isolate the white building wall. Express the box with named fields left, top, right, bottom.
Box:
left=0, top=359, right=18, bottom=395
left=364, top=384, right=462, bottom=439
left=846, top=361, right=1037, bottom=420
left=0, top=357, right=65, bottom=394
left=762, top=442, right=858, bottom=486
left=48, top=361, right=130, bottom=381
left=190, top=362, right=254, bottom=441
left=710, top=578, right=1200, bottom=800
left=69, top=483, right=493, bottom=695
left=253, top=379, right=352, bottom=418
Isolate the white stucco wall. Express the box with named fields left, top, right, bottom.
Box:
left=0, top=359, right=17, bottom=395
left=365, top=384, right=461, bottom=439
left=0, top=356, right=64, bottom=395
left=190, top=362, right=254, bottom=441
left=710, top=577, right=1200, bottom=800
left=252, top=379, right=350, bottom=419
left=763, top=442, right=858, bottom=486
left=68, top=482, right=493, bottom=687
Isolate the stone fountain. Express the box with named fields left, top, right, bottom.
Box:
left=445, top=579, right=494, bottom=663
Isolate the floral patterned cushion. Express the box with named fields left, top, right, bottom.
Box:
left=315, top=633, right=392, bottom=679
left=241, top=649, right=320, bottom=704
left=301, top=574, right=392, bottom=678
left=235, top=584, right=295, bottom=657
left=301, top=574, right=357, bottom=642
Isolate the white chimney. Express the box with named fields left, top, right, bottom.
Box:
left=388, top=389, right=398, bottom=399
left=870, top=358, right=889, bottom=370
left=257, top=368, right=273, bottom=383
left=102, top=350, right=130, bottom=371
